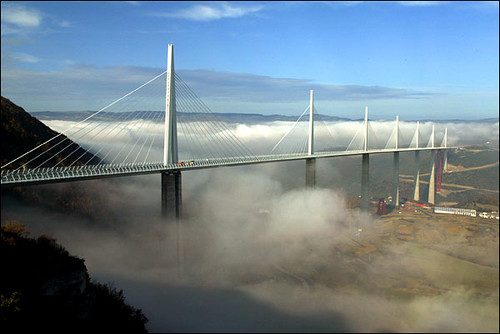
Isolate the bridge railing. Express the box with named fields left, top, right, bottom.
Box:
left=1, top=146, right=453, bottom=186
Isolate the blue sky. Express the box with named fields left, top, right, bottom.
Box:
left=1, top=1, right=498, bottom=120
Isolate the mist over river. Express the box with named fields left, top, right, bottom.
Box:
left=2, top=159, right=498, bottom=332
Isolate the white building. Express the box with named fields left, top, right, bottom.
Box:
left=434, top=206, right=477, bottom=217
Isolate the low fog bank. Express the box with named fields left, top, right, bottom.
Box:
left=2, top=163, right=498, bottom=332
left=41, top=119, right=499, bottom=164
left=230, top=120, right=500, bottom=150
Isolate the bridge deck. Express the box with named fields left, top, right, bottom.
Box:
left=1, top=147, right=450, bottom=187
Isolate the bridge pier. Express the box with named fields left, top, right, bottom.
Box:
left=392, top=152, right=400, bottom=208
left=360, top=153, right=370, bottom=212
left=443, top=128, right=448, bottom=171
left=413, top=151, right=420, bottom=201
left=161, top=170, right=182, bottom=219
left=305, top=158, right=316, bottom=188
left=161, top=170, right=183, bottom=275
left=443, top=150, right=448, bottom=172
left=428, top=151, right=436, bottom=205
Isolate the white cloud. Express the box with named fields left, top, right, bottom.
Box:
left=0, top=64, right=166, bottom=111
left=1, top=2, right=71, bottom=36
left=1, top=3, right=42, bottom=28
left=12, top=52, right=41, bottom=63
left=158, top=2, right=263, bottom=21
left=58, top=20, right=71, bottom=28
left=1, top=64, right=434, bottom=114
left=177, top=69, right=433, bottom=103
left=2, top=64, right=496, bottom=120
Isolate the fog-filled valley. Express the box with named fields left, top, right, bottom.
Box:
left=1, top=113, right=499, bottom=332
left=3, top=162, right=499, bottom=332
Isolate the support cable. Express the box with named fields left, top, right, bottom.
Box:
left=346, top=122, right=363, bottom=152
left=175, top=76, right=248, bottom=159
left=2, top=70, right=168, bottom=169
left=70, top=98, right=162, bottom=167
left=271, top=106, right=309, bottom=153
left=175, top=85, right=232, bottom=159
left=175, top=74, right=255, bottom=158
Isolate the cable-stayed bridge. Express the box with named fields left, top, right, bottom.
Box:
left=1, top=44, right=451, bottom=217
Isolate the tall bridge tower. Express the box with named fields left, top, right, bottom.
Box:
left=428, top=125, right=436, bottom=204
left=162, top=44, right=182, bottom=219
left=413, top=121, right=421, bottom=201
left=305, top=90, right=316, bottom=188
left=360, top=107, right=370, bottom=212
left=392, top=116, right=400, bottom=208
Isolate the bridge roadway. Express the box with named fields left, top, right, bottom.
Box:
left=1, top=147, right=448, bottom=187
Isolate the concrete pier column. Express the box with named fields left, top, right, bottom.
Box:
left=443, top=128, right=448, bottom=171
left=306, top=158, right=316, bottom=188
left=428, top=151, right=436, bottom=204
left=443, top=150, right=448, bottom=172
left=161, top=170, right=182, bottom=219
left=392, top=152, right=400, bottom=208
left=361, top=153, right=370, bottom=212
left=161, top=170, right=183, bottom=274
left=413, top=151, right=420, bottom=201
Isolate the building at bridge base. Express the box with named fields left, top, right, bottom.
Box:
left=161, top=171, right=182, bottom=219
left=360, top=153, right=370, bottom=212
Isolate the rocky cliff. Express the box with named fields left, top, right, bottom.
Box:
left=0, top=222, right=148, bottom=332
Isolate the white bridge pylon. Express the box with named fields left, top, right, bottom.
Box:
left=164, top=43, right=178, bottom=166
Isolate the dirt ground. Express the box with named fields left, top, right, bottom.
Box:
left=209, top=207, right=499, bottom=302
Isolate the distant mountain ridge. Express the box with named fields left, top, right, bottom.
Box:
left=30, top=110, right=499, bottom=124
left=30, top=110, right=351, bottom=124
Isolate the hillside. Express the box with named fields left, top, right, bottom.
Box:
left=1, top=97, right=112, bottom=221
left=0, top=222, right=148, bottom=332
left=1, top=96, right=100, bottom=169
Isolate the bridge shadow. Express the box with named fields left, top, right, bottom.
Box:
left=113, top=279, right=352, bottom=333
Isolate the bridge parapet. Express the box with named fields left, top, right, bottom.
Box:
left=1, top=147, right=452, bottom=187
